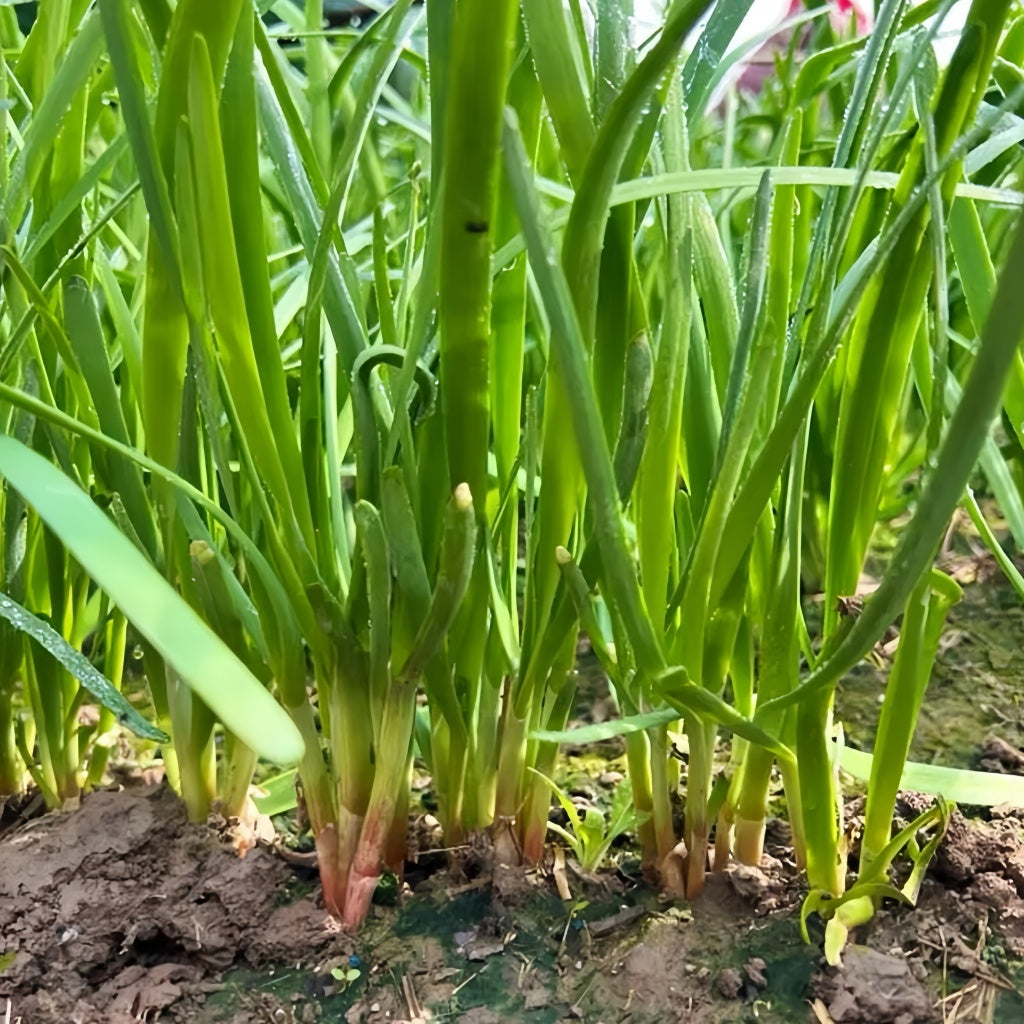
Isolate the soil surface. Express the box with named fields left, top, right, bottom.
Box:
left=3, top=784, right=1024, bottom=1024
left=0, top=787, right=332, bottom=1024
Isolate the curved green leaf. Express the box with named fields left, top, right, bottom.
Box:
left=531, top=707, right=678, bottom=745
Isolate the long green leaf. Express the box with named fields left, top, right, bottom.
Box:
left=840, top=745, right=1024, bottom=806
left=2, top=8, right=104, bottom=234
left=531, top=707, right=678, bottom=744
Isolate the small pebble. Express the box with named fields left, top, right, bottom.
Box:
left=744, top=957, right=767, bottom=989
left=716, top=967, right=744, bottom=998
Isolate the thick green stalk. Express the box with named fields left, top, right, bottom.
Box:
left=466, top=674, right=501, bottom=829
left=219, top=740, right=258, bottom=819
left=142, top=648, right=179, bottom=794
left=343, top=484, right=475, bottom=927
left=84, top=608, right=128, bottom=788
left=491, top=27, right=540, bottom=629
left=342, top=685, right=417, bottom=927
left=0, top=680, right=19, bottom=795
left=698, top=572, right=745, bottom=872
left=859, top=571, right=960, bottom=873
left=675, top=175, right=773, bottom=894
left=518, top=0, right=593, bottom=684
left=647, top=722, right=682, bottom=880
left=561, top=0, right=707, bottom=343
left=434, top=0, right=517, bottom=842
left=319, top=660, right=372, bottom=916
left=438, top=0, right=517, bottom=506
left=729, top=106, right=802, bottom=861
left=796, top=688, right=844, bottom=896
left=23, top=535, right=84, bottom=808
left=124, top=0, right=244, bottom=474
left=493, top=700, right=530, bottom=849
left=222, top=10, right=315, bottom=550
left=23, top=655, right=64, bottom=807
left=521, top=0, right=594, bottom=183
left=519, top=678, right=577, bottom=863
left=187, top=37, right=313, bottom=559
left=287, top=692, right=337, bottom=854
left=305, top=0, right=331, bottom=172
left=0, top=470, right=24, bottom=794
left=624, top=726, right=660, bottom=877
left=637, top=74, right=690, bottom=635
left=735, top=427, right=807, bottom=866
left=167, top=669, right=217, bottom=821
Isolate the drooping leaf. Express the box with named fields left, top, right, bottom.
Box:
left=0, top=590, right=166, bottom=742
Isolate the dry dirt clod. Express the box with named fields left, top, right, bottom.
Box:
left=715, top=966, right=744, bottom=999
left=977, top=735, right=1024, bottom=774
left=0, top=786, right=341, bottom=1024
left=743, top=956, right=768, bottom=989
left=811, top=945, right=936, bottom=1023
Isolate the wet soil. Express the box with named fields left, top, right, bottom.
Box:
left=3, top=784, right=1024, bottom=1024
left=837, top=554, right=1024, bottom=768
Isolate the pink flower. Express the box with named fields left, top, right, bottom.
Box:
left=725, top=0, right=875, bottom=97
left=828, top=0, right=874, bottom=35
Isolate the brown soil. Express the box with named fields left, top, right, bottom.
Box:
left=3, top=785, right=1024, bottom=1023
left=0, top=787, right=338, bottom=1024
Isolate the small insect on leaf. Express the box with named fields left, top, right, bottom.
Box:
left=835, top=595, right=864, bottom=618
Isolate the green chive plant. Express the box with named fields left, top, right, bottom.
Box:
left=2, top=0, right=1024, bottom=958
left=6, top=0, right=513, bottom=931
left=721, top=0, right=1024, bottom=952
left=506, top=0, right=1024, bottom=958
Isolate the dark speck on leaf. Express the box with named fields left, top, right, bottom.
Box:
left=465, top=220, right=488, bottom=234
